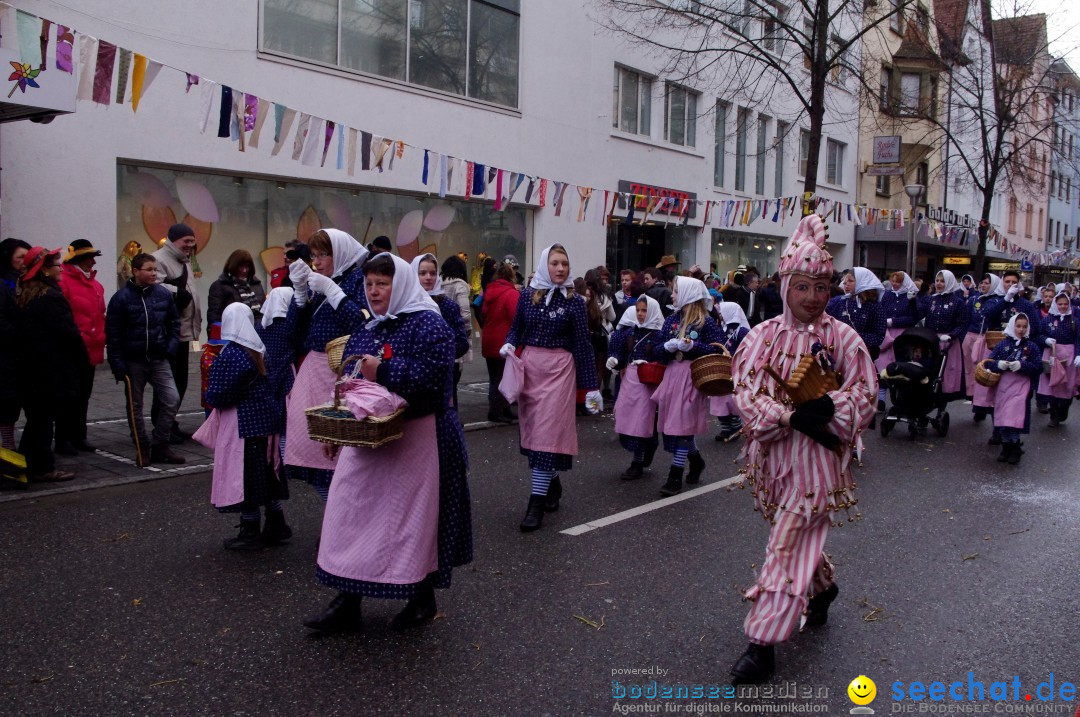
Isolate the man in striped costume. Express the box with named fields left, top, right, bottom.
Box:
left=728, top=214, right=878, bottom=684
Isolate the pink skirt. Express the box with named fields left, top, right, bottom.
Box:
left=194, top=407, right=244, bottom=508
left=614, top=363, right=657, bottom=438
left=518, top=346, right=578, bottom=455
left=969, top=338, right=997, bottom=408
left=1038, top=344, right=1076, bottom=399
left=709, top=393, right=738, bottom=418
left=652, top=360, right=709, bottom=437
left=875, top=327, right=906, bottom=372
left=317, top=414, right=439, bottom=585
left=283, top=351, right=339, bottom=471
left=962, top=332, right=984, bottom=398
left=941, top=339, right=964, bottom=395
left=993, top=372, right=1029, bottom=429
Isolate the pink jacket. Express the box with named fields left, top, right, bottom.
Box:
left=61, top=262, right=106, bottom=365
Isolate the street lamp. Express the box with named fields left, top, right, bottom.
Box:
left=904, top=184, right=925, bottom=279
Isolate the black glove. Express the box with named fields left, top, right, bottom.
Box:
left=797, top=394, right=835, bottom=421
left=788, top=413, right=842, bottom=452
left=174, top=286, right=193, bottom=311
left=112, top=367, right=127, bottom=383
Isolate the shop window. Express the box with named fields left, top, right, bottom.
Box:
left=261, top=0, right=520, bottom=108
left=665, top=83, right=698, bottom=147
left=613, top=67, right=653, bottom=136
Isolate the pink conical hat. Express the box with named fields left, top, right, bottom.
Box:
left=778, top=214, right=833, bottom=278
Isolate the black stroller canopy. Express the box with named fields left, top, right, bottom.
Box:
left=893, top=327, right=941, bottom=358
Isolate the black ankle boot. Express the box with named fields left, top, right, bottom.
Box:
left=730, top=643, right=775, bottom=685
left=391, top=584, right=437, bottom=632
left=988, top=433, right=1002, bottom=446
left=1006, top=442, right=1023, bottom=465
left=544, top=475, right=562, bottom=512
left=804, top=582, right=839, bottom=626
left=303, top=592, right=362, bottom=633
left=262, top=510, right=293, bottom=545
left=620, top=461, right=644, bottom=480
left=997, top=442, right=1010, bottom=462
left=223, top=520, right=263, bottom=551
left=685, top=452, right=705, bottom=485
left=520, top=495, right=547, bottom=532
left=660, top=466, right=683, bottom=496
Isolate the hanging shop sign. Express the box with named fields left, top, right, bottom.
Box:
left=943, top=256, right=971, bottom=265
left=873, top=136, right=902, bottom=164
left=927, top=206, right=978, bottom=229
left=617, top=180, right=697, bottom=218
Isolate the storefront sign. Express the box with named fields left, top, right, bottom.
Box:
left=942, top=256, right=970, bottom=265
left=617, top=180, right=697, bottom=218
left=988, top=261, right=1018, bottom=271
left=866, top=165, right=905, bottom=176
left=927, top=205, right=978, bottom=229
left=873, top=136, right=902, bottom=164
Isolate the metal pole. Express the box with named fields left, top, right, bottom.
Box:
left=908, top=195, right=918, bottom=279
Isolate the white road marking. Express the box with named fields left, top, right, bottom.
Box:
left=87, top=411, right=206, bottom=426
left=560, top=473, right=744, bottom=536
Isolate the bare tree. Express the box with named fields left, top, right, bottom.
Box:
left=594, top=0, right=921, bottom=203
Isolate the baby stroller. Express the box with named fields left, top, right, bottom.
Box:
left=879, top=326, right=950, bottom=440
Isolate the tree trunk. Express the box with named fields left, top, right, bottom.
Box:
left=801, top=0, right=830, bottom=213
left=974, top=191, right=994, bottom=279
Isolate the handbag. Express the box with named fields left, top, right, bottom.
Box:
left=498, top=350, right=524, bottom=404
left=1048, top=346, right=1068, bottom=388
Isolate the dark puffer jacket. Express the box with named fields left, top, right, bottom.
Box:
left=15, top=278, right=87, bottom=403
left=105, top=279, right=180, bottom=375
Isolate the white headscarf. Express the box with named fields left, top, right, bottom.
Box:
left=891, top=271, right=918, bottom=296
left=1003, top=311, right=1029, bottom=340
left=260, top=286, right=294, bottom=328
left=617, top=294, right=664, bottom=330
left=851, top=267, right=885, bottom=307
left=321, top=228, right=369, bottom=279
left=718, top=302, right=750, bottom=331
left=529, top=244, right=575, bottom=305
left=673, top=275, right=714, bottom=312
left=364, top=254, right=440, bottom=329
left=410, top=253, right=444, bottom=296
left=935, top=270, right=960, bottom=296
left=1055, top=283, right=1067, bottom=294
left=1050, top=292, right=1072, bottom=316
left=984, top=273, right=1004, bottom=297
left=221, top=302, right=266, bottom=353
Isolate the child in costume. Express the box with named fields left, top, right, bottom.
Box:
left=605, top=295, right=663, bottom=480
left=710, top=302, right=750, bottom=442
left=986, top=313, right=1042, bottom=464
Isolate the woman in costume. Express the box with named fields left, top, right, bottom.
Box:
left=922, top=270, right=969, bottom=407
left=986, top=313, right=1042, bottom=464
left=1036, top=293, right=1079, bottom=427
left=605, top=295, right=663, bottom=480
left=963, top=274, right=1005, bottom=408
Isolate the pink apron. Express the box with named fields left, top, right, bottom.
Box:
left=194, top=407, right=244, bottom=508
left=709, top=393, right=738, bottom=418
left=518, top=346, right=578, bottom=455
left=614, top=363, right=657, bottom=438
left=1038, top=344, right=1076, bottom=399
left=969, top=337, right=996, bottom=408
left=283, top=351, right=339, bottom=471
left=993, top=372, right=1030, bottom=429
left=652, top=360, right=709, bottom=437
left=874, top=327, right=906, bottom=372
left=317, top=414, right=439, bottom=585
left=941, top=339, right=964, bottom=395
left=962, top=332, right=983, bottom=397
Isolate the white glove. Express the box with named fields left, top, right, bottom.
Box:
left=1045, top=338, right=1056, bottom=347
left=664, top=338, right=681, bottom=353
left=605, top=356, right=619, bottom=371
left=308, top=273, right=346, bottom=308
left=1073, top=356, right=1080, bottom=368
left=290, top=261, right=311, bottom=306
left=585, top=390, right=603, bottom=414
left=907, top=288, right=918, bottom=300
left=1010, top=360, right=1022, bottom=371
left=937, top=334, right=951, bottom=343
left=887, top=318, right=893, bottom=328
left=499, top=343, right=515, bottom=358
left=677, top=337, right=693, bottom=351
left=1005, top=286, right=1020, bottom=301
left=997, top=360, right=1009, bottom=371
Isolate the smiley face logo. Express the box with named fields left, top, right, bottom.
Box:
left=848, top=675, right=876, bottom=705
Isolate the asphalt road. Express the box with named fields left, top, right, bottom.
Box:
left=1, top=405, right=1078, bottom=716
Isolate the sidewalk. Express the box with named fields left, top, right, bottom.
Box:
left=3, top=340, right=505, bottom=502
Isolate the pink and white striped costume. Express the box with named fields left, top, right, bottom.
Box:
left=732, top=214, right=878, bottom=646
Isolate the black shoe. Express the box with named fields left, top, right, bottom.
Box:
left=642, top=442, right=657, bottom=468
left=715, top=430, right=734, bottom=442
left=620, top=461, right=644, bottom=480
left=304, top=593, right=362, bottom=633
left=804, top=582, right=839, bottom=627
left=997, top=443, right=1010, bottom=462
left=150, top=445, right=186, bottom=464
left=973, top=409, right=987, bottom=423
left=74, top=440, right=97, bottom=452
left=503, top=405, right=518, bottom=420
left=390, top=585, right=437, bottom=632
left=262, top=510, right=293, bottom=545
left=685, top=452, right=705, bottom=485
left=730, top=643, right=775, bottom=685
left=55, top=441, right=79, bottom=457
left=223, top=521, right=263, bottom=551
left=487, top=412, right=513, bottom=424
left=1006, top=443, right=1023, bottom=465
left=988, top=434, right=1002, bottom=446
left=544, top=475, right=562, bottom=512
left=168, top=432, right=185, bottom=445
left=660, top=466, right=683, bottom=496
left=520, top=495, right=547, bottom=532
left=1037, top=404, right=1050, bottom=414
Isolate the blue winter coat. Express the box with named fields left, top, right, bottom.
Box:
left=105, top=279, right=180, bottom=374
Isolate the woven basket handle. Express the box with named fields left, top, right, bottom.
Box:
left=334, top=354, right=367, bottom=410
left=707, top=342, right=732, bottom=356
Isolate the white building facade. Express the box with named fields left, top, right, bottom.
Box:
left=0, top=0, right=860, bottom=325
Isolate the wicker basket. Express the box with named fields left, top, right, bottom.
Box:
left=763, top=354, right=840, bottom=405
left=325, top=335, right=351, bottom=372
left=637, top=362, right=666, bottom=386
left=974, top=358, right=1002, bottom=388
left=984, top=331, right=1005, bottom=350
left=691, top=345, right=734, bottom=396
left=306, top=354, right=406, bottom=448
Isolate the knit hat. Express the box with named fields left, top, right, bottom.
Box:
left=372, top=235, right=393, bottom=252
left=21, top=246, right=60, bottom=282
left=64, top=239, right=102, bottom=263
left=167, top=223, right=195, bottom=242
left=778, top=214, right=832, bottom=279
